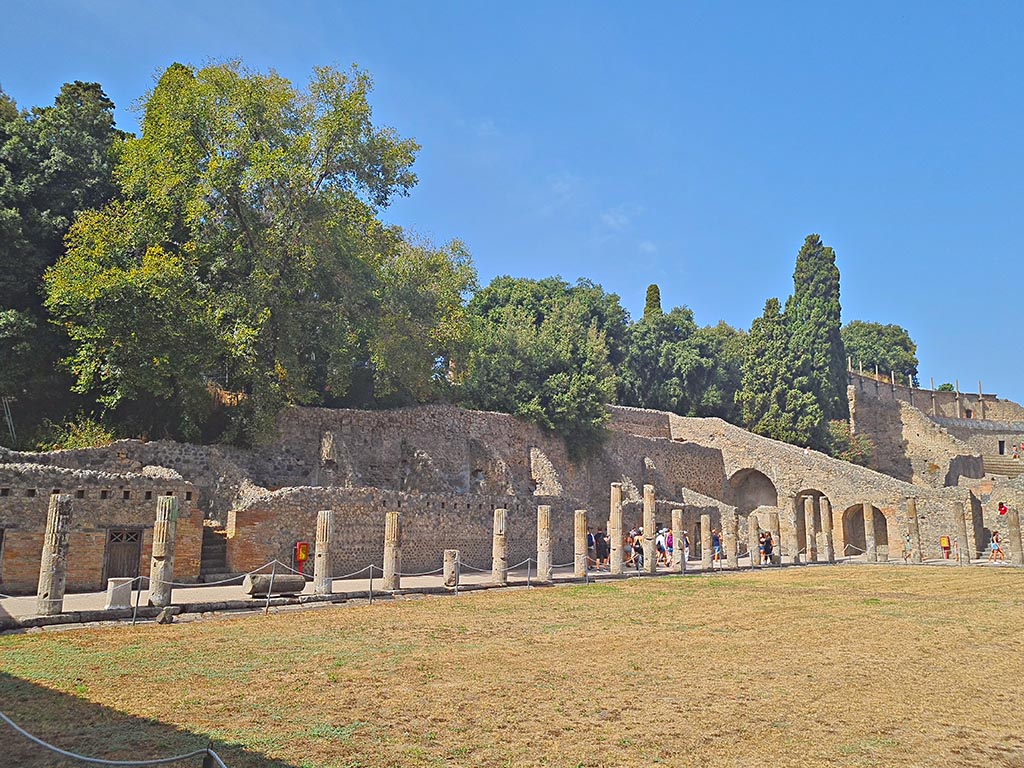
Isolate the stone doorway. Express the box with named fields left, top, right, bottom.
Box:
left=103, top=528, right=142, bottom=581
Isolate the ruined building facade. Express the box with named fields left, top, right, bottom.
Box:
left=1, top=372, right=1022, bottom=594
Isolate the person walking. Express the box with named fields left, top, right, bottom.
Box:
left=989, top=531, right=1006, bottom=563
left=763, top=531, right=774, bottom=565
left=711, top=529, right=722, bottom=569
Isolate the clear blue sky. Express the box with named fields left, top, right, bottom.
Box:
left=3, top=1, right=1022, bottom=403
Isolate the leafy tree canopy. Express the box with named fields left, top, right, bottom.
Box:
left=45, top=61, right=470, bottom=443
left=459, top=276, right=623, bottom=455
left=842, top=320, right=919, bottom=384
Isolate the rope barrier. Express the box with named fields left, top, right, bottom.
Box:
left=0, top=711, right=229, bottom=766
left=394, top=565, right=445, bottom=578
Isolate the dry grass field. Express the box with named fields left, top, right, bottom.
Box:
left=1, top=564, right=1023, bottom=768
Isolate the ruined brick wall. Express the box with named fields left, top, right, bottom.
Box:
left=0, top=465, right=202, bottom=594
left=226, top=488, right=577, bottom=575
left=849, top=387, right=983, bottom=487
left=848, top=371, right=1024, bottom=421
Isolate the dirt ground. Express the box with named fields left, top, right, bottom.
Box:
left=2, top=564, right=1023, bottom=768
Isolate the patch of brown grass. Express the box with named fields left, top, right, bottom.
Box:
left=2, top=566, right=1024, bottom=767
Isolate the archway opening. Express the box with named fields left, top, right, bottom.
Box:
left=795, top=489, right=830, bottom=556
left=729, top=469, right=778, bottom=517
left=842, top=504, right=887, bottom=558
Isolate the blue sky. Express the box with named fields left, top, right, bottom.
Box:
left=3, top=1, right=1022, bottom=403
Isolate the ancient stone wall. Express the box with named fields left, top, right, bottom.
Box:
left=848, top=371, right=1024, bottom=421
left=849, top=387, right=983, bottom=487
left=0, top=464, right=202, bottom=594
left=226, top=488, right=577, bottom=575
left=665, top=413, right=975, bottom=559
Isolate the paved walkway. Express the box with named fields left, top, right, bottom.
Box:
left=0, top=554, right=1003, bottom=625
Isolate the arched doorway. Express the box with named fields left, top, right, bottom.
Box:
left=842, top=504, right=888, bottom=558
left=729, top=468, right=778, bottom=516
left=794, top=489, right=830, bottom=558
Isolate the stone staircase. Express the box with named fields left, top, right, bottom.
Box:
left=982, top=455, right=1024, bottom=479
left=199, top=525, right=242, bottom=584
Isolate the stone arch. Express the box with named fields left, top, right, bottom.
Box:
left=841, top=504, right=888, bottom=558
left=794, top=489, right=830, bottom=554
left=728, top=468, right=778, bottom=517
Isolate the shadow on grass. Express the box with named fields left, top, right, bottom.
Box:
left=0, top=672, right=299, bottom=768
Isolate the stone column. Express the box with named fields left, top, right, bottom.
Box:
left=443, top=549, right=460, bottom=587
left=492, top=508, right=508, bottom=586
left=574, top=509, right=588, bottom=578
left=642, top=484, right=656, bottom=574
left=820, top=498, right=834, bottom=563
left=382, top=510, right=401, bottom=591
left=36, top=494, right=73, bottom=616
left=313, top=509, right=333, bottom=595
left=723, top=510, right=738, bottom=570
left=748, top=513, right=761, bottom=568
left=863, top=502, right=877, bottom=562
left=609, top=483, right=624, bottom=575
left=148, top=495, right=178, bottom=608
left=671, top=508, right=685, bottom=574
left=786, top=497, right=802, bottom=564
left=1007, top=507, right=1023, bottom=566
left=768, top=511, right=782, bottom=565
left=536, top=505, right=552, bottom=583
left=906, top=497, right=923, bottom=564
left=700, top=513, right=713, bottom=571
left=803, top=496, right=818, bottom=563
left=954, top=501, right=971, bottom=563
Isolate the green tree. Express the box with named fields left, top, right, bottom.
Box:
left=643, top=284, right=662, bottom=319
left=842, top=320, right=919, bottom=384
left=0, top=82, right=123, bottom=444
left=785, top=234, right=847, bottom=426
left=459, top=276, right=623, bottom=454
left=46, top=61, right=430, bottom=442
left=691, top=321, right=746, bottom=422
left=937, top=382, right=954, bottom=392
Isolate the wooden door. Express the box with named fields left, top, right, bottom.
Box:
left=104, top=529, right=142, bottom=580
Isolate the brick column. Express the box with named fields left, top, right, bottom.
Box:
left=863, top=502, right=877, bottom=562
left=313, top=509, right=333, bottom=595
left=821, top=498, right=835, bottom=563
left=609, top=483, right=624, bottom=575
left=723, top=510, right=738, bottom=570
left=672, top=508, right=685, bottom=573
left=491, top=508, right=508, bottom=586
left=803, top=497, right=818, bottom=563
left=382, top=510, right=401, bottom=591
left=1007, top=507, right=1023, bottom=566
left=36, top=494, right=73, bottom=616
left=574, top=509, right=588, bottom=578
left=700, top=513, right=712, bottom=570
left=906, top=497, right=923, bottom=564
left=748, top=513, right=761, bottom=568
left=536, top=505, right=552, bottom=583
left=786, top=496, right=802, bottom=564
left=642, top=484, right=656, bottom=574
left=148, top=495, right=178, bottom=608
left=443, top=549, right=460, bottom=587
left=768, top=510, right=782, bottom=565
left=954, top=500, right=971, bottom=563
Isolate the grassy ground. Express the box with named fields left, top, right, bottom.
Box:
left=1, top=564, right=1023, bottom=768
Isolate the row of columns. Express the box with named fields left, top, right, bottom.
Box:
left=30, top=488, right=1024, bottom=616
left=36, top=494, right=180, bottom=616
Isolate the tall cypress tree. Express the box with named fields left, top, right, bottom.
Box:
left=784, top=234, right=847, bottom=426
left=643, top=284, right=662, bottom=319
left=738, top=298, right=790, bottom=437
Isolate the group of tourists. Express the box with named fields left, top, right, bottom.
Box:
left=585, top=526, right=692, bottom=571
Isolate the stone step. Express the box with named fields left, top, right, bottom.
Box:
left=983, top=455, right=1024, bottom=478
